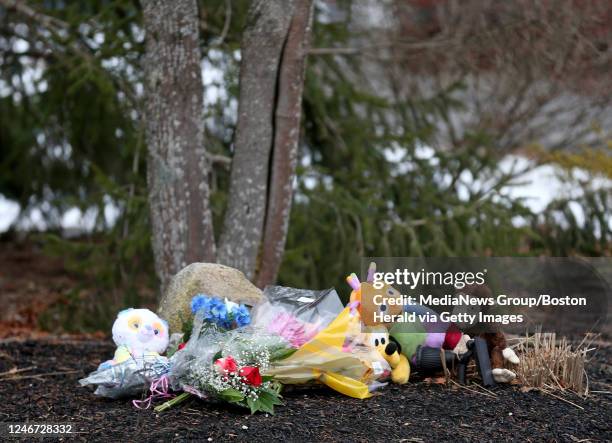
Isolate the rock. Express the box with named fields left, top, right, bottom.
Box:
left=158, top=262, right=263, bottom=333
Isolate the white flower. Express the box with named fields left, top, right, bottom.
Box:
left=225, top=298, right=239, bottom=311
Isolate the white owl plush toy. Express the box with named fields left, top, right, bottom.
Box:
left=99, top=308, right=170, bottom=369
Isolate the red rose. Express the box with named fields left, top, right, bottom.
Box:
left=239, top=366, right=262, bottom=387
left=215, top=356, right=238, bottom=374
left=178, top=343, right=186, bottom=350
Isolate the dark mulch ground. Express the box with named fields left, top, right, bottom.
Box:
left=1, top=340, right=611, bottom=442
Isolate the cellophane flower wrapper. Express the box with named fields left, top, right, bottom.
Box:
left=264, top=305, right=391, bottom=399
left=168, top=311, right=293, bottom=403
left=251, top=286, right=344, bottom=348
left=79, top=356, right=170, bottom=399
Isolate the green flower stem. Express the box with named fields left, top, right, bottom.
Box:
left=154, top=392, right=191, bottom=412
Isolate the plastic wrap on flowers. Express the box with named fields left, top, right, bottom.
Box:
left=264, top=304, right=391, bottom=399
left=166, top=312, right=292, bottom=413
left=79, top=356, right=170, bottom=399
left=251, top=286, right=344, bottom=348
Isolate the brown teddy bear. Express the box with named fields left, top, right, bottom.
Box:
left=453, top=285, right=519, bottom=383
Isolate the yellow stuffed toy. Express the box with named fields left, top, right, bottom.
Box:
left=347, top=266, right=409, bottom=384
left=365, top=328, right=410, bottom=384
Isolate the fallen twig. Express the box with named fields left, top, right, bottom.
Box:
left=0, top=366, right=37, bottom=377
left=449, top=379, right=496, bottom=398
left=541, top=389, right=584, bottom=410
left=475, top=383, right=498, bottom=397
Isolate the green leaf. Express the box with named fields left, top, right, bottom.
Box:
left=218, top=388, right=245, bottom=403
left=241, top=389, right=283, bottom=414
left=257, top=399, right=275, bottom=414
left=258, top=390, right=283, bottom=414
left=247, top=397, right=273, bottom=415
left=270, top=347, right=297, bottom=362
left=260, top=389, right=283, bottom=405
left=246, top=396, right=258, bottom=414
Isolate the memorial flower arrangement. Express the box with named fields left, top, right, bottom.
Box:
left=157, top=323, right=285, bottom=414
left=150, top=294, right=292, bottom=414
left=80, top=284, right=392, bottom=414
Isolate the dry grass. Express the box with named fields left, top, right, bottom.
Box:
left=513, top=332, right=596, bottom=397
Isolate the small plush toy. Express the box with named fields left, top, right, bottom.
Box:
left=453, top=286, right=520, bottom=383
left=347, top=263, right=461, bottom=358
left=346, top=269, right=409, bottom=384
left=478, top=331, right=520, bottom=383
left=346, top=262, right=404, bottom=326
left=99, top=308, right=170, bottom=369
left=365, top=327, right=410, bottom=384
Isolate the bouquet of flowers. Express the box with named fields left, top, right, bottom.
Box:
left=154, top=294, right=293, bottom=414
left=264, top=304, right=391, bottom=399
left=251, top=286, right=343, bottom=348
left=251, top=287, right=391, bottom=399
left=265, top=312, right=320, bottom=348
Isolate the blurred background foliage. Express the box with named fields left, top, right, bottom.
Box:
left=0, top=0, right=610, bottom=331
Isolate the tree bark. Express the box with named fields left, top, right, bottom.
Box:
left=255, top=0, right=315, bottom=288
left=142, top=0, right=215, bottom=293
left=217, top=0, right=296, bottom=279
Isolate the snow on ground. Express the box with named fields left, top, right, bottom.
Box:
left=0, top=195, right=20, bottom=232
left=0, top=196, right=121, bottom=234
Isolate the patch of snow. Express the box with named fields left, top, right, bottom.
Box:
left=0, top=195, right=122, bottom=234
left=375, top=149, right=610, bottom=229
left=0, top=196, right=20, bottom=231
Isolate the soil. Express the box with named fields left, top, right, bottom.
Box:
left=0, top=238, right=155, bottom=338
left=0, top=339, right=610, bottom=442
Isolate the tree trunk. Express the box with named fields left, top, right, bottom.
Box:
left=255, top=0, right=315, bottom=288
left=142, top=0, right=215, bottom=293
left=217, top=0, right=296, bottom=279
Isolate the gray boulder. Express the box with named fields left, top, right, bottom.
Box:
left=158, top=262, right=263, bottom=333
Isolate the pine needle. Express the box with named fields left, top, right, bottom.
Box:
left=541, top=389, right=584, bottom=410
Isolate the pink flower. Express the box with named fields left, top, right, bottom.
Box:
left=267, top=312, right=318, bottom=348
left=239, top=366, right=262, bottom=387
left=214, top=356, right=238, bottom=374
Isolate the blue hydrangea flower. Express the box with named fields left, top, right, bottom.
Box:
left=232, top=304, right=251, bottom=328
left=207, top=297, right=228, bottom=323
left=190, top=294, right=249, bottom=329
left=191, top=294, right=212, bottom=314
